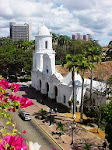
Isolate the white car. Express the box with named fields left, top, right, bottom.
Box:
left=19, top=111, right=32, bottom=121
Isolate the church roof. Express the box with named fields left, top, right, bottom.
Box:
left=56, top=62, right=112, bottom=82
left=37, top=24, right=50, bottom=36
left=55, top=65, right=82, bottom=86
left=55, top=65, right=69, bottom=77
left=84, top=61, right=112, bottom=81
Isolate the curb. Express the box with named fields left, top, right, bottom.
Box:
left=32, top=116, right=64, bottom=150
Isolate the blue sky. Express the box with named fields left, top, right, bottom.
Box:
left=0, top=0, right=112, bottom=46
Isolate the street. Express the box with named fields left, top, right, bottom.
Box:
left=11, top=112, right=61, bottom=150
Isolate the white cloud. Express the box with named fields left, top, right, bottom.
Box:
left=0, top=0, right=112, bottom=45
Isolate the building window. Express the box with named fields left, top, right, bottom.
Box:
left=46, top=69, right=49, bottom=73
left=63, top=95, right=66, bottom=103
left=45, top=41, right=48, bottom=49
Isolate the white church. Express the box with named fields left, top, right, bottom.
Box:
left=31, top=24, right=107, bottom=110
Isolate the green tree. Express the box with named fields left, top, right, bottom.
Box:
left=85, top=44, right=102, bottom=105
left=0, top=40, right=33, bottom=80
left=55, top=45, right=67, bottom=66
left=56, top=121, right=64, bottom=138
left=66, top=54, right=78, bottom=118
left=106, top=40, right=112, bottom=59
left=75, top=54, right=90, bottom=122
left=68, top=40, right=93, bottom=55
left=103, top=101, right=112, bottom=149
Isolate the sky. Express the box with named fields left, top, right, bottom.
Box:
left=0, top=0, right=112, bottom=46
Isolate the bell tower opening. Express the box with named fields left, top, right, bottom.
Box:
left=45, top=41, right=48, bottom=49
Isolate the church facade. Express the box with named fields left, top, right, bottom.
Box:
left=31, top=24, right=107, bottom=109
left=31, top=24, right=84, bottom=108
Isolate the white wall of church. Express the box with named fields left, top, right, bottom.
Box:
left=57, top=84, right=72, bottom=107
left=31, top=71, right=73, bottom=107
left=32, top=24, right=87, bottom=110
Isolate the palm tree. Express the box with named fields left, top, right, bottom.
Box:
left=52, top=33, right=58, bottom=45
left=86, top=45, right=102, bottom=105
left=66, top=54, right=78, bottom=118
left=106, top=40, right=112, bottom=60
left=75, top=54, right=90, bottom=122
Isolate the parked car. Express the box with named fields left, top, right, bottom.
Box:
left=18, top=111, right=32, bottom=121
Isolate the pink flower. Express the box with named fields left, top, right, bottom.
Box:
left=11, top=83, right=20, bottom=92
left=0, top=135, right=27, bottom=150
left=8, top=94, right=33, bottom=109
left=3, top=98, right=8, bottom=103
left=22, top=130, right=26, bottom=134
left=0, top=79, right=10, bottom=90
left=12, top=108, right=16, bottom=112
left=0, top=95, right=3, bottom=100
left=9, top=94, right=21, bottom=101
left=19, top=97, right=33, bottom=108
left=7, top=108, right=11, bottom=111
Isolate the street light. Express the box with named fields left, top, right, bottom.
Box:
left=69, top=121, right=76, bottom=145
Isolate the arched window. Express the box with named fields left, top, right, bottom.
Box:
left=46, top=69, right=49, bottom=73
left=45, top=41, right=48, bottom=49
left=63, top=95, right=66, bottom=103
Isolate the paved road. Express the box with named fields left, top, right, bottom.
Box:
left=11, top=112, right=61, bottom=150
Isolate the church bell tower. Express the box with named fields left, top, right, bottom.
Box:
left=33, top=24, right=55, bottom=75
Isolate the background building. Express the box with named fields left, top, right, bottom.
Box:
left=10, top=22, right=31, bottom=41
left=72, top=33, right=92, bottom=41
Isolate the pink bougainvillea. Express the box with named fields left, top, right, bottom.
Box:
left=22, top=130, right=26, bottom=134
left=0, top=79, right=10, bottom=90
left=11, top=83, right=20, bottom=92
left=8, top=94, right=33, bottom=109
left=0, top=135, right=27, bottom=150
left=19, top=97, right=33, bottom=108
left=0, top=78, right=33, bottom=150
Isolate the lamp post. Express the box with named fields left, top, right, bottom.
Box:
left=69, top=121, right=76, bottom=145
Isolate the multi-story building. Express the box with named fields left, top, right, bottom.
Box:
left=10, top=22, right=31, bottom=42
left=87, top=34, right=92, bottom=41
left=76, top=33, right=81, bottom=40
left=83, top=35, right=87, bottom=40
left=72, top=33, right=92, bottom=41
left=72, top=35, right=76, bottom=40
